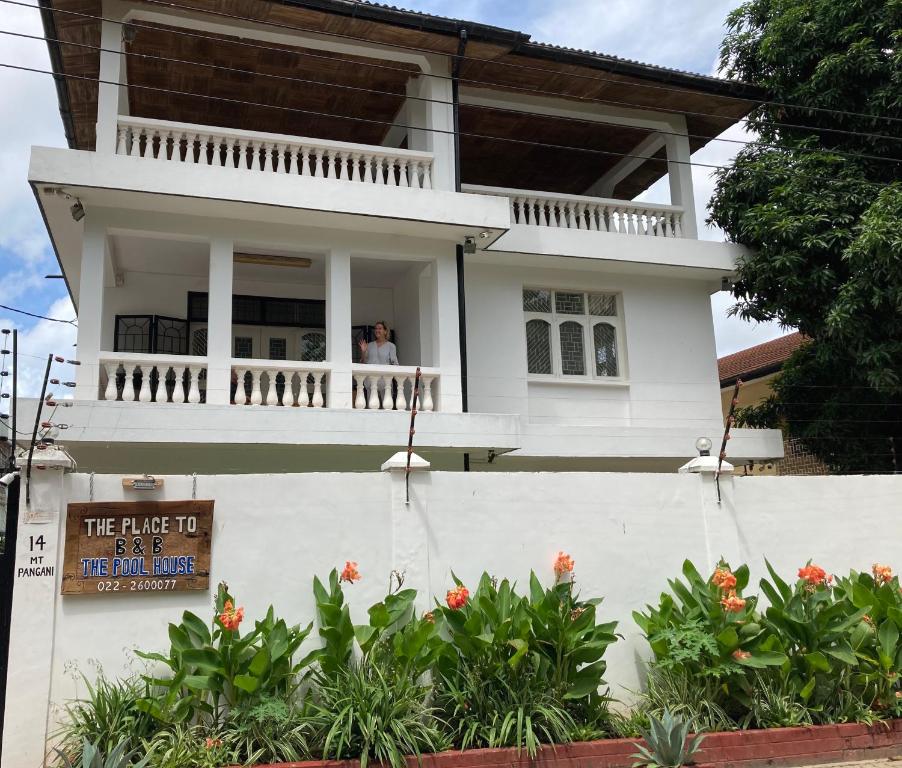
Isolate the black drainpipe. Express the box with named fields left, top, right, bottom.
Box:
left=452, top=28, right=470, bottom=471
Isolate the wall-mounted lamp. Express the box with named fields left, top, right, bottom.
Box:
left=695, top=436, right=712, bottom=456
left=70, top=201, right=85, bottom=222
left=463, top=236, right=476, bottom=255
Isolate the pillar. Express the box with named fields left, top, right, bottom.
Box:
left=406, top=56, right=455, bottom=191
left=432, top=251, right=462, bottom=412
left=205, top=238, right=234, bottom=405
left=326, top=249, right=353, bottom=408
left=664, top=121, right=698, bottom=238
left=96, top=18, right=125, bottom=154
left=74, top=219, right=106, bottom=401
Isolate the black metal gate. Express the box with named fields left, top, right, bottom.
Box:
left=0, top=476, right=20, bottom=761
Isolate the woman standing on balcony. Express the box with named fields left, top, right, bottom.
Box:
left=358, top=321, right=398, bottom=365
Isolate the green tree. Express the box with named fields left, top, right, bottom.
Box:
left=709, top=0, right=902, bottom=472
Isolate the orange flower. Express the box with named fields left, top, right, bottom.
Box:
left=219, top=599, right=244, bottom=631
left=720, top=591, right=746, bottom=613
left=446, top=585, right=469, bottom=610
left=712, top=568, right=737, bottom=591
left=863, top=614, right=875, bottom=627
left=204, top=737, right=222, bottom=750
left=554, top=551, right=575, bottom=580
left=423, top=611, right=435, bottom=623
left=873, top=563, right=893, bottom=586
left=798, top=563, right=831, bottom=587
left=732, top=649, right=751, bottom=661
left=340, top=561, right=361, bottom=583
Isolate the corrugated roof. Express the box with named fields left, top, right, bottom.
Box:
left=718, top=332, right=806, bottom=384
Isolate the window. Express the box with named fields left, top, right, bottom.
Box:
left=269, top=337, right=287, bottom=360
left=234, top=336, right=253, bottom=359
left=523, top=289, right=623, bottom=379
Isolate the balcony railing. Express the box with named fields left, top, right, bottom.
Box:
left=116, top=116, right=435, bottom=190
left=352, top=365, right=438, bottom=411
left=462, top=184, right=685, bottom=238
left=231, top=360, right=329, bottom=408
left=100, top=352, right=207, bottom=403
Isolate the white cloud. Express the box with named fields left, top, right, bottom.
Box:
left=0, top=297, right=78, bottom=398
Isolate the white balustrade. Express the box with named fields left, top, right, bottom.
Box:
left=351, top=366, right=438, bottom=412
left=117, top=116, right=434, bottom=191
left=462, top=184, right=685, bottom=238
left=99, top=353, right=207, bottom=404
left=230, top=360, right=329, bottom=408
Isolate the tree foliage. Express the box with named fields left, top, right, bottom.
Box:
left=709, top=0, right=902, bottom=471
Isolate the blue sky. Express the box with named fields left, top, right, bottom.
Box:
left=0, top=0, right=789, bottom=394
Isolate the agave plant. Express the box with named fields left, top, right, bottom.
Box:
left=55, top=738, right=150, bottom=768
left=632, top=710, right=704, bottom=768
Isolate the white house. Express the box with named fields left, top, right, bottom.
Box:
left=26, top=0, right=783, bottom=472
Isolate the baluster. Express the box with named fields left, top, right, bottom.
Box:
left=153, top=130, right=165, bottom=161
left=397, top=159, right=409, bottom=187
left=374, top=375, right=386, bottom=409
left=183, top=366, right=199, bottom=404
left=653, top=215, right=664, bottom=237
left=297, top=147, right=308, bottom=176
left=421, top=161, right=432, bottom=190
left=365, top=377, right=377, bottom=409
left=349, top=153, right=360, bottom=182
left=574, top=203, right=584, bottom=230
left=312, top=372, right=325, bottom=408
left=280, top=372, right=295, bottom=407
left=153, top=366, right=169, bottom=402
left=373, top=156, right=385, bottom=185
left=323, top=149, right=334, bottom=179
left=361, top=155, right=372, bottom=184
left=128, top=127, right=141, bottom=158
left=137, top=365, right=152, bottom=402
left=396, top=375, right=409, bottom=410
left=673, top=213, right=683, bottom=238
left=248, top=369, right=263, bottom=405
left=562, top=202, right=575, bottom=229
left=388, top=159, right=400, bottom=186
left=116, top=126, right=126, bottom=155
left=665, top=213, right=675, bottom=238
left=103, top=363, right=119, bottom=401
left=522, top=198, right=533, bottom=225
left=335, top=151, right=347, bottom=181
left=315, top=148, right=326, bottom=178
left=353, top=375, right=366, bottom=408
left=624, top=209, right=635, bottom=235
left=596, top=205, right=607, bottom=232
left=410, top=160, right=421, bottom=189
left=537, top=200, right=548, bottom=227
left=587, top=204, right=599, bottom=231
left=265, top=371, right=279, bottom=405
left=510, top=198, right=520, bottom=224
left=420, top=377, right=434, bottom=412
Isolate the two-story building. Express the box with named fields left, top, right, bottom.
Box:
left=26, top=0, right=783, bottom=472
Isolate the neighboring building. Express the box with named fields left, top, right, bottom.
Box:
left=24, top=0, right=783, bottom=472
left=718, top=332, right=827, bottom=475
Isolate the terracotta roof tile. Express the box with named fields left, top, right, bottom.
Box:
left=718, top=332, right=806, bottom=384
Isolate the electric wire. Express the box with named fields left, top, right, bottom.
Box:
left=124, top=0, right=902, bottom=128
left=4, top=26, right=901, bottom=167
left=0, top=303, right=77, bottom=325
left=1, top=61, right=896, bottom=193
left=9, top=0, right=902, bottom=143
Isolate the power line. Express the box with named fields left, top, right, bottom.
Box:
left=15, top=0, right=902, bottom=144
left=0, top=303, right=76, bottom=325
left=138, top=0, right=902, bottom=129
left=1, top=61, right=896, bottom=192
left=5, top=27, right=901, bottom=168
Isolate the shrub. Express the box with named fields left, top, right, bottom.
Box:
left=55, top=738, right=150, bottom=768
left=632, top=709, right=704, bottom=768
left=141, top=725, right=232, bottom=768
left=224, top=696, right=314, bottom=765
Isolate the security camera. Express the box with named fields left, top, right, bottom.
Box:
left=720, top=276, right=734, bottom=292
left=70, top=201, right=85, bottom=222
left=0, top=470, right=19, bottom=486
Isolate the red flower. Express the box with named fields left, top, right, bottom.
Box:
left=554, top=551, right=575, bottom=580
left=732, top=649, right=751, bottom=661
left=798, top=563, right=831, bottom=587
left=204, top=737, right=222, bottom=750
left=712, top=568, right=737, bottom=591
left=219, top=600, right=244, bottom=631
left=446, top=585, right=469, bottom=610
left=340, top=561, right=361, bottom=583
left=720, top=591, right=746, bottom=613
left=873, top=563, right=893, bottom=586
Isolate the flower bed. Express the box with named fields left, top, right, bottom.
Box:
left=247, top=719, right=902, bottom=768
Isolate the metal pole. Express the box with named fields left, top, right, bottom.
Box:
left=26, top=354, right=53, bottom=506
left=9, top=330, right=15, bottom=470
left=405, top=367, right=421, bottom=504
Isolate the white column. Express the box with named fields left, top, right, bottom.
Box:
left=1, top=452, right=72, bottom=767
left=664, top=120, right=698, bottom=239
left=406, top=56, right=455, bottom=191
left=74, top=220, right=106, bottom=401
left=326, top=249, right=353, bottom=408
left=206, top=238, right=234, bottom=405
left=96, top=17, right=125, bottom=154
left=432, top=251, right=462, bottom=412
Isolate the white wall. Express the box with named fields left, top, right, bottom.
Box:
left=5, top=468, right=902, bottom=766
left=465, top=261, right=724, bottom=428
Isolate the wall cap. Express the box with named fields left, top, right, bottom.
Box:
left=381, top=451, right=431, bottom=472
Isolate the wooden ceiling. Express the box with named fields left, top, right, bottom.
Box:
left=42, top=0, right=756, bottom=197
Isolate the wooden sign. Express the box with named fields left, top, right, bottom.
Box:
left=61, top=500, right=213, bottom=595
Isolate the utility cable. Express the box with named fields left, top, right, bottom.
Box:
left=4, top=27, right=900, bottom=167
left=12, top=0, right=902, bottom=143
left=0, top=303, right=77, bottom=325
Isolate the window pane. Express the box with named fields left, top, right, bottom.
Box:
left=588, top=293, right=617, bottom=317
left=593, top=323, right=618, bottom=377
left=191, top=328, right=207, bottom=356
left=559, top=321, right=585, bottom=375
left=301, top=332, right=327, bottom=362
left=234, top=336, right=253, bottom=359
left=525, top=319, right=552, bottom=374
left=269, top=338, right=287, bottom=360
left=523, top=288, right=551, bottom=313
left=555, top=291, right=585, bottom=315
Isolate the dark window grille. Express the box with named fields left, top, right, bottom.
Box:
left=114, top=315, right=187, bottom=354
left=188, top=292, right=325, bottom=328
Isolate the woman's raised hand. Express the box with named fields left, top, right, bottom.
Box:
left=357, top=337, right=368, bottom=360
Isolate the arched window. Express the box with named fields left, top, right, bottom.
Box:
left=558, top=321, right=586, bottom=376
left=525, top=319, right=552, bottom=374
left=593, top=322, right=618, bottom=377
left=301, top=332, right=327, bottom=362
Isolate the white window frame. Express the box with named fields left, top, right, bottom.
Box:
left=523, top=288, right=627, bottom=383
